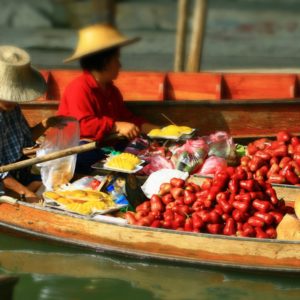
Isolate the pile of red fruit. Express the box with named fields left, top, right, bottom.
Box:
left=125, top=166, right=293, bottom=238
left=245, top=130, right=300, bottom=184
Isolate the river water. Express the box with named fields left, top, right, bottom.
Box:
left=0, top=234, right=299, bottom=300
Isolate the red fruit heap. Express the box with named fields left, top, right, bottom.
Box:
left=125, top=167, right=292, bottom=239
left=245, top=130, right=300, bottom=185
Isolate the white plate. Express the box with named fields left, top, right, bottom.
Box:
left=147, top=129, right=196, bottom=140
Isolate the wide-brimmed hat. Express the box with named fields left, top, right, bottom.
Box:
left=64, top=24, right=140, bottom=63
left=0, top=45, right=46, bottom=103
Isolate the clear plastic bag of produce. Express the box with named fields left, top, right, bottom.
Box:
left=37, top=119, right=80, bottom=190
left=206, top=131, right=238, bottom=165
left=196, top=155, right=227, bottom=176
left=171, top=138, right=208, bottom=173
left=142, top=155, right=174, bottom=175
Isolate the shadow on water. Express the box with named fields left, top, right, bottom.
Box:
left=0, top=234, right=300, bottom=300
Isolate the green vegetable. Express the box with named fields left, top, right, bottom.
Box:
left=236, top=144, right=246, bottom=157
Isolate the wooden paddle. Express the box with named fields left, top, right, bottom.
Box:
left=0, top=141, right=98, bottom=173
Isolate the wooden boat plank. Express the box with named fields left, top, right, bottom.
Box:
left=0, top=202, right=299, bottom=273
left=20, top=100, right=300, bottom=137
left=222, top=73, right=297, bottom=100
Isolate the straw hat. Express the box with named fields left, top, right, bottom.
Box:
left=64, top=24, right=140, bottom=63
left=0, top=46, right=46, bottom=103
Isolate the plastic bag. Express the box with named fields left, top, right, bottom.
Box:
left=141, top=169, right=189, bottom=198
left=206, top=131, right=234, bottom=158
left=142, top=155, right=174, bottom=175
left=196, top=155, right=227, bottom=176
left=37, top=119, right=80, bottom=190
left=206, top=131, right=238, bottom=165
left=70, top=175, right=106, bottom=190
left=171, top=138, right=208, bottom=173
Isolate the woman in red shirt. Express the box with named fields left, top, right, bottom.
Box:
left=59, top=24, right=156, bottom=173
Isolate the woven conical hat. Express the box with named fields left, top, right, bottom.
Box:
left=64, top=24, right=140, bottom=63
left=0, top=45, right=46, bottom=103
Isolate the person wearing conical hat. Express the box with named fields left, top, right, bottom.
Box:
left=0, top=45, right=72, bottom=199
left=58, top=24, right=157, bottom=173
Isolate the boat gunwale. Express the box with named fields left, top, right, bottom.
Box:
left=1, top=202, right=300, bottom=274
left=20, top=99, right=300, bottom=106
left=1, top=201, right=300, bottom=246
left=1, top=218, right=300, bottom=275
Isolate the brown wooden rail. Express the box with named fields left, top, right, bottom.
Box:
left=21, top=99, right=300, bottom=138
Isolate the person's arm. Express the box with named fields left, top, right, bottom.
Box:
left=30, top=116, right=76, bottom=141
left=59, top=85, right=115, bottom=142
left=2, top=176, right=37, bottom=198
left=112, top=88, right=155, bottom=138
left=117, top=100, right=146, bottom=129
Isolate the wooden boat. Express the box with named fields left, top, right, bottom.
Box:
left=0, top=196, right=299, bottom=274
left=3, top=70, right=300, bottom=274
left=21, top=70, right=300, bottom=138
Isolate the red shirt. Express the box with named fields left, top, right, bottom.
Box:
left=58, top=71, right=145, bottom=142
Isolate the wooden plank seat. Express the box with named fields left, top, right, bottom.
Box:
left=165, top=72, right=222, bottom=101
left=114, top=71, right=166, bottom=101
left=222, top=73, right=297, bottom=100
left=45, top=69, right=82, bottom=100
left=41, top=70, right=166, bottom=102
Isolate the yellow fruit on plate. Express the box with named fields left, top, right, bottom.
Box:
left=106, top=153, right=141, bottom=170
left=43, top=191, right=60, bottom=200
left=148, top=128, right=162, bottom=136
left=117, top=153, right=141, bottom=164
left=179, top=126, right=193, bottom=134
left=161, top=125, right=181, bottom=136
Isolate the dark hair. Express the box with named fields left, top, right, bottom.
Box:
left=79, top=47, right=119, bottom=71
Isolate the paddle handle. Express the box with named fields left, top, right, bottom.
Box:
left=0, top=142, right=98, bottom=173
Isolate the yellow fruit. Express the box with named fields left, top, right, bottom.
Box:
left=43, top=191, right=60, bottom=200
left=161, top=125, right=181, bottom=136
left=59, top=190, right=87, bottom=199
left=148, top=128, right=162, bottom=136
left=106, top=153, right=140, bottom=170
left=179, top=126, right=193, bottom=134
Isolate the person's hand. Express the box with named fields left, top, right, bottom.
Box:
left=114, top=121, right=140, bottom=140
left=20, top=189, right=39, bottom=203
left=42, top=116, right=76, bottom=129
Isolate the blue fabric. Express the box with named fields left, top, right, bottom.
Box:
left=0, top=106, right=34, bottom=179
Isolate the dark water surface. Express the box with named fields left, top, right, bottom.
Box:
left=0, top=234, right=299, bottom=300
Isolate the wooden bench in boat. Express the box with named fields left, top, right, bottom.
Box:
left=165, top=72, right=222, bottom=100
left=38, top=70, right=300, bottom=102
left=21, top=70, right=300, bottom=137
left=115, top=71, right=165, bottom=101
left=222, top=73, right=297, bottom=100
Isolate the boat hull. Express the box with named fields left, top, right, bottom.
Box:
left=0, top=202, right=299, bottom=274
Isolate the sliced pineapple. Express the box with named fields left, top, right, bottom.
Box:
left=106, top=153, right=141, bottom=170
